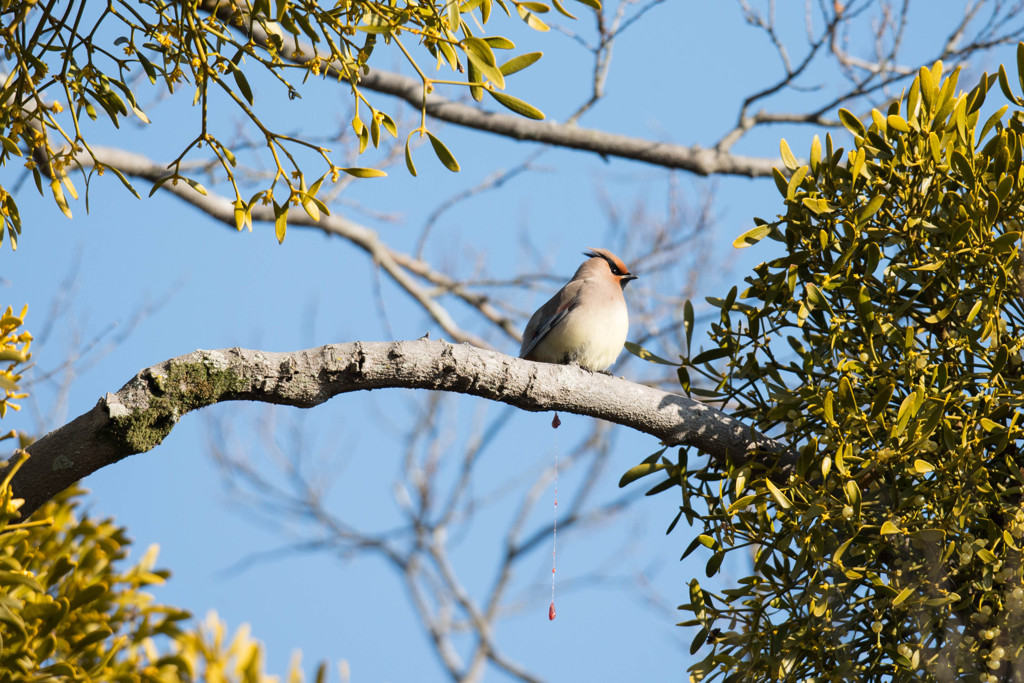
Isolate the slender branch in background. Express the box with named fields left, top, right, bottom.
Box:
left=73, top=145, right=507, bottom=348
left=415, top=149, right=547, bottom=259
left=209, top=392, right=656, bottom=683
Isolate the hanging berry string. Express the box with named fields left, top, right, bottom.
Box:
left=549, top=412, right=561, bottom=621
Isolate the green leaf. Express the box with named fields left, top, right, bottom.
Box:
left=838, top=108, right=866, bottom=138
left=697, top=534, right=716, bottom=548
left=910, top=260, right=944, bottom=272
left=404, top=135, right=418, bottom=176
left=858, top=195, right=886, bottom=224
left=733, top=223, right=771, bottom=248
left=50, top=179, right=72, bottom=218
left=690, top=627, right=707, bottom=655
left=801, top=197, right=833, bottom=215
left=1, top=135, right=22, bottom=156
left=1017, top=41, right=1024, bottom=96
left=881, top=520, right=901, bottom=535
left=779, top=138, right=798, bottom=170
left=912, top=458, right=934, bottom=474
left=950, top=149, right=975, bottom=187
left=833, top=538, right=854, bottom=566
left=918, top=65, right=935, bottom=109
left=690, top=347, right=730, bottom=365
left=182, top=177, right=207, bottom=195
left=488, top=89, right=545, bottom=119
left=551, top=0, right=576, bottom=18
left=463, top=37, right=505, bottom=89
left=681, top=537, right=703, bottom=561
left=482, top=36, right=516, bottom=50
left=764, top=480, right=792, bottom=509
left=772, top=167, right=789, bottom=197
left=624, top=341, right=679, bottom=365
left=618, top=462, right=666, bottom=487
left=992, top=231, right=1021, bottom=253
left=446, top=0, right=460, bottom=31
left=998, top=64, right=1022, bottom=105
left=838, top=375, right=856, bottom=409
left=70, top=625, right=114, bottom=654
left=683, top=299, right=694, bottom=351
left=299, top=192, right=320, bottom=221
left=273, top=200, right=288, bottom=243
left=70, top=582, right=109, bottom=610
left=426, top=131, right=461, bottom=172
left=499, top=51, right=542, bottom=76
left=340, top=167, right=387, bottom=178
left=894, top=392, right=918, bottom=436
left=676, top=366, right=690, bottom=392
left=467, top=58, right=484, bottom=101
left=705, top=551, right=724, bottom=577
left=786, top=166, right=808, bottom=200
left=727, top=494, right=758, bottom=515
left=804, top=282, right=828, bottom=309
left=233, top=68, right=254, bottom=105
left=845, top=480, right=861, bottom=508
left=461, top=39, right=496, bottom=68
left=892, top=586, right=914, bottom=607
left=886, top=114, right=910, bottom=133
left=106, top=165, right=141, bottom=199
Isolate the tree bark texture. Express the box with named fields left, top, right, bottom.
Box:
left=11, top=340, right=781, bottom=518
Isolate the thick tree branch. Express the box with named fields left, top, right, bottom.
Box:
left=11, top=339, right=782, bottom=518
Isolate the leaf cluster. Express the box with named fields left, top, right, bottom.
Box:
left=0, top=304, right=31, bottom=419
left=627, top=54, right=1024, bottom=682
left=0, top=466, right=321, bottom=681
left=0, top=0, right=594, bottom=245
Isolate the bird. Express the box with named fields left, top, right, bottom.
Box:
left=519, top=248, right=637, bottom=372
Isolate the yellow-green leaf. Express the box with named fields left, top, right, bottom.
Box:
left=426, top=132, right=460, bottom=172
left=624, top=342, right=679, bottom=365
left=779, top=138, right=798, bottom=170
left=618, top=462, right=665, bottom=487
left=881, top=520, right=901, bottom=535
left=488, top=90, right=545, bottom=119
left=801, top=197, right=833, bottom=215
left=733, top=223, right=771, bottom=248
left=340, top=167, right=387, bottom=178
left=499, top=51, right=542, bottom=76
left=838, top=108, right=866, bottom=138
left=892, top=586, right=914, bottom=606
left=764, top=480, right=792, bottom=509
left=274, top=201, right=288, bottom=243
left=404, top=135, right=417, bottom=176
left=886, top=114, right=911, bottom=133
left=50, top=179, right=72, bottom=218
left=912, top=458, right=934, bottom=474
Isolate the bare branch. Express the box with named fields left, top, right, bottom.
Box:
left=78, top=145, right=520, bottom=346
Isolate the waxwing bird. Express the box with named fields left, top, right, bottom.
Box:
left=519, top=248, right=637, bottom=371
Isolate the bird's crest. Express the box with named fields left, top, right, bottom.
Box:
left=583, top=248, right=632, bottom=278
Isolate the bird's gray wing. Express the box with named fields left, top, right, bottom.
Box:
left=519, top=286, right=584, bottom=359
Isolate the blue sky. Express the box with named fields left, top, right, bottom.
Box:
left=2, top=1, right=1018, bottom=680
